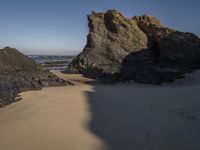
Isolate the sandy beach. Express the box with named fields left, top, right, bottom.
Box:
left=0, top=73, right=105, bottom=150
left=1, top=1, right=199, bottom=149
left=0, top=72, right=200, bottom=150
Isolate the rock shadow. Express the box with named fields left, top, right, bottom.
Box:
left=86, top=83, right=200, bottom=150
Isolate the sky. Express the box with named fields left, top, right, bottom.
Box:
left=0, top=0, right=199, bottom=55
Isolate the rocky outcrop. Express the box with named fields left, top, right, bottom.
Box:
left=68, top=10, right=148, bottom=74
left=133, top=15, right=200, bottom=67
left=67, top=10, right=200, bottom=84
left=0, top=47, right=72, bottom=107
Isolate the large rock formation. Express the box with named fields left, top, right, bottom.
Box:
left=67, top=10, right=200, bottom=84
left=0, top=47, right=71, bottom=107
left=68, top=10, right=148, bottom=75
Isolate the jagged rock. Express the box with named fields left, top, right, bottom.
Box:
left=133, top=15, right=200, bottom=67
left=67, top=10, right=200, bottom=84
left=0, top=47, right=72, bottom=107
left=68, top=10, right=148, bottom=74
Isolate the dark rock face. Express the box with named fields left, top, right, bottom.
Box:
left=0, top=47, right=71, bottom=107
left=67, top=10, right=200, bottom=84
left=133, top=15, right=200, bottom=68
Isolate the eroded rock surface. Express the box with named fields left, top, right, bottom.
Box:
left=0, top=47, right=71, bottom=107
left=67, top=10, right=200, bottom=84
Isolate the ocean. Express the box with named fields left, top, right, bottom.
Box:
left=28, top=55, right=75, bottom=72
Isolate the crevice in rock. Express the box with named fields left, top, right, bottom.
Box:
left=150, top=40, right=160, bottom=63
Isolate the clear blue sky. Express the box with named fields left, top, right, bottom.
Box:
left=0, top=0, right=199, bottom=55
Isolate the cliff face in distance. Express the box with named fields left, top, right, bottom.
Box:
left=0, top=47, right=71, bottom=107
left=68, top=10, right=200, bottom=84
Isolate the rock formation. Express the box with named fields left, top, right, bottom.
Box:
left=0, top=47, right=71, bottom=107
left=67, top=10, right=200, bottom=84
left=68, top=10, right=148, bottom=75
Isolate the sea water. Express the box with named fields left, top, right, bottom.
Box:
left=29, top=55, right=75, bottom=72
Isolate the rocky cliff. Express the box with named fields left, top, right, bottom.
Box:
left=67, top=10, right=200, bottom=84
left=0, top=47, right=71, bottom=107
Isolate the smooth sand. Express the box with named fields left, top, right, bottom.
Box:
left=0, top=73, right=105, bottom=150
left=0, top=72, right=200, bottom=150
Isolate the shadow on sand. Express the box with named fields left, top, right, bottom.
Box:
left=85, top=80, right=200, bottom=150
